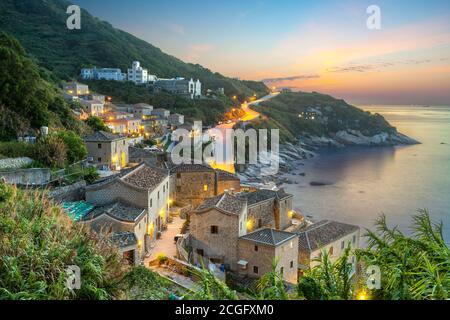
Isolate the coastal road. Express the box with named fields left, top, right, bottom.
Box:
left=209, top=92, right=280, bottom=173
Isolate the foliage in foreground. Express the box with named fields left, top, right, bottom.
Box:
left=298, top=246, right=354, bottom=300
left=357, top=210, right=450, bottom=300
left=0, top=183, right=176, bottom=300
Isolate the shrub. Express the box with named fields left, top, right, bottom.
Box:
left=157, top=254, right=168, bottom=266
left=83, top=166, right=100, bottom=184
left=0, top=183, right=126, bottom=300
left=85, top=116, right=111, bottom=132
left=56, top=131, right=87, bottom=164
left=34, top=135, right=67, bottom=168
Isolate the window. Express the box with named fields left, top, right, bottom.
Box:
left=211, top=226, right=219, bottom=234
left=329, top=246, right=334, bottom=256
left=253, top=266, right=259, bottom=274
left=341, top=241, right=345, bottom=250
left=177, top=173, right=181, bottom=179
left=158, top=191, right=160, bottom=200
left=290, top=261, right=294, bottom=268
left=254, top=245, right=258, bottom=252
left=280, top=267, right=284, bottom=275
left=97, top=157, right=102, bottom=162
left=150, top=198, right=153, bottom=207
left=353, top=235, right=357, bottom=244
left=163, top=185, right=165, bottom=193
left=98, top=143, right=102, bottom=149
left=203, top=184, right=208, bottom=192
left=258, top=219, right=262, bottom=228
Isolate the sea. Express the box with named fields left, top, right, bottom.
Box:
left=282, top=105, right=450, bottom=245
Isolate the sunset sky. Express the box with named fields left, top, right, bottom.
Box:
left=75, top=0, right=450, bottom=105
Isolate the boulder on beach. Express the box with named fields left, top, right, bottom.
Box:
left=309, top=181, right=333, bottom=187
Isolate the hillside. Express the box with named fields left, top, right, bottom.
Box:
left=250, top=92, right=417, bottom=146
left=0, top=32, right=87, bottom=141
left=0, top=0, right=268, bottom=98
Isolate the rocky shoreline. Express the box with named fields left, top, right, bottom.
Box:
left=237, top=130, right=420, bottom=187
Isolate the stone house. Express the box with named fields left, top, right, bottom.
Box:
left=63, top=82, right=89, bottom=97
left=105, top=118, right=142, bottom=135
left=84, top=131, right=129, bottom=171
left=80, top=100, right=104, bottom=117
left=237, top=189, right=293, bottom=232
left=216, top=169, right=241, bottom=195
left=166, top=163, right=242, bottom=209
left=190, top=193, right=248, bottom=269
left=85, top=162, right=170, bottom=247
left=294, top=220, right=360, bottom=277
left=151, top=108, right=170, bottom=118
left=168, top=113, right=184, bottom=126
left=169, top=164, right=218, bottom=208
left=238, top=228, right=299, bottom=284
left=80, top=201, right=148, bottom=265
left=190, top=192, right=299, bottom=283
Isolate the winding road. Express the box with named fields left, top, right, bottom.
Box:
left=208, top=92, right=280, bottom=173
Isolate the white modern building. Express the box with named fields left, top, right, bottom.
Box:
left=81, top=67, right=126, bottom=81
left=127, top=61, right=157, bottom=85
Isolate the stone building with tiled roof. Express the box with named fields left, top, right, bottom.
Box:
left=189, top=188, right=299, bottom=283
left=238, top=228, right=299, bottom=283
left=237, top=189, right=294, bottom=231
left=293, top=220, right=360, bottom=274
left=80, top=201, right=148, bottom=265
left=190, top=193, right=248, bottom=270
left=84, top=131, right=129, bottom=170
left=86, top=162, right=170, bottom=259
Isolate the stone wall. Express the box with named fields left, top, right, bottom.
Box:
left=190, top=208, right=244, bottom=270
left=238, top=237, right=299, bottom=284
left=0, top=168, right=51, bottom=186
left=175, top=171, right=216, bottom=208
left=48, top=181, right=86, bottom=203
left=0, top=157, right=33, bottom=170
left=247, top=199, right=276, bottom=231
left=86, top=180, right=148, bottom=208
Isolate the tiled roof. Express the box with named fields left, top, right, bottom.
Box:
left=295, top=220, right=360, bottom=252
left=123, top=164, right=168, bottom=190
left=216, top=169, right=240, bottom=182
left=110, top=231, right=137, bottom=248
left=82, top=201, right=145, bottom=223
left=129, top=147, right=161, bottom=159
left=83, top=131, right=125, bottom=142
left=195, top=193, right=246, bottom=215
left=240, top=228, right=298, bottom=246
left=169, top=163, right=215, bottom=173
left=237, top=188, right=292, bottom=206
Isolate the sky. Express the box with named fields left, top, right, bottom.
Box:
left=74, top=0, right=450, bottom=105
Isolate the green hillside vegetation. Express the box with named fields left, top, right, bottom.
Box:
left=0, top=0, right=269, bottom=100
left=86, top=80, right=234, bottom=125
left=0, top=32, right=88, bottom=141
left=252, top=92, right=396, bottom=143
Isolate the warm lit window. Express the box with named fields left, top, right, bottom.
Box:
left=203, top=184, right=208, bottom=192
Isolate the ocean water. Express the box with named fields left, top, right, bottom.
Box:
left=282, top=105, right=450, bottom=244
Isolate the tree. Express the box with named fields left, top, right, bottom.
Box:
left=297, top=277, right=324, bottom=300
left=85, top=116, right=111, bottom=132
left=34, top=135, right=67, bottom=168
left=357, top=210, right=450, bottom=300
left=56, top=130, right=87, bottom=164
